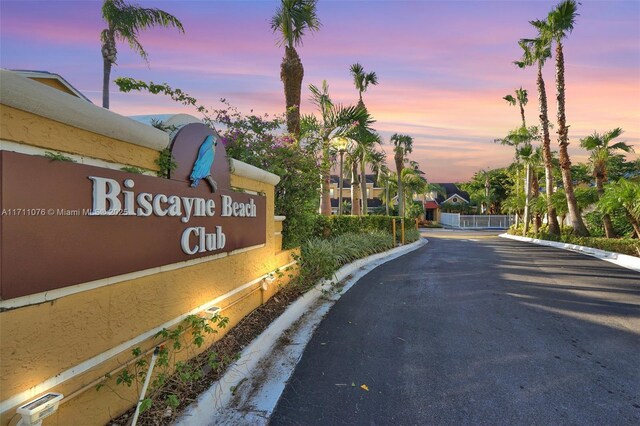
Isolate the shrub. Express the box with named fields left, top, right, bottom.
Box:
left=311, top=215, right=398, bottom=239
left=293, top=231, right=396, bottom=291
left=565, top=236, right=640, bottom=257
left=508, top=223, right=640, bottom=257
left=405, top=228, right=421, bottom=243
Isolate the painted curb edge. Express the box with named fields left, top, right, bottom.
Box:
left=176, top=237, right=428, bottom=425
left=499, top=233, right=640, bottom=273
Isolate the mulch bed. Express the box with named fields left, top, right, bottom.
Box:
left=109, top=286, right=303, bottom=426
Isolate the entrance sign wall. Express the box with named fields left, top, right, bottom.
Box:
left=0, top=70, right=294, bottom=426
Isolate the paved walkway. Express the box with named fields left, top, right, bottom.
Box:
left=270, top=230, right=640, bottom=425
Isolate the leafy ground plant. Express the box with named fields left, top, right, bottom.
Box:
left=99, top=313, right=229, bottom=423
left=45, top=151, right=76, bottom=162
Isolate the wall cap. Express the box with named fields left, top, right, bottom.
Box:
left=0, top=69, right=169, bottom=151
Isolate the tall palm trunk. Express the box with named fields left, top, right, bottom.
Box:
left=595, top=175, right=616, bottom=238
left=519, top=105, right=531, bottom=236
left=625, top=211, right=640, bottom=239
left=515, top=166, right=520, bottom=226
left=351, top=161, right=361, bottom=215
left=385, top=182, right=390, bottom=216
left=537, top=63, right=561, bottom=235
left=338, top=151, right=345, bottom=215
left=101, top=32, right=116, bottom=109
left=281, top=46, right=303, bottom=138
left=555, top=40, right=589, bottom=236
left=360, top=155, right=368, bottom=216
left=395, top=155, right=404, bottom=217
left=320, top=144, right=331, bottom=215
left=523, top=164, right=532, bottom=235
left=532, top=172, right=542, bottom=232
left=102, top=58, right=112, bottom=109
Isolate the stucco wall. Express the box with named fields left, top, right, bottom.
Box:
left=0, top=71, right=294, bottom=425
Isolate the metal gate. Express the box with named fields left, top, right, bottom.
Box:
left=440, top=213, right=513, bottom=229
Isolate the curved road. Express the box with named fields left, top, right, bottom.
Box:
left=270, top=230, right=640, bottom=425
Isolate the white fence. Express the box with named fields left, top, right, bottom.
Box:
left=440, top=213, right=513, bottom=229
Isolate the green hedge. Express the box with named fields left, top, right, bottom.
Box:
left=311, top=215, right=416, bottom=239
left=293, top=230, right=417, bottom=292
left=508, top=225, right=640, bottom=257
left=567, top=236, right=640, bottom=257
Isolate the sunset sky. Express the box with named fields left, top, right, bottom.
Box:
left=1, top=0, right=638, bottom=182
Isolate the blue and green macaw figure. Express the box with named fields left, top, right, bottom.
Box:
left=190, top=134, right=218, bottom=192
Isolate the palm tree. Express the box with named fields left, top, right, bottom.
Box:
left=346, top=147, right=362, bottom=215
left=599, top=179, right=640, bottom=239
left=350, top=63, right=378, bottom=107
left=517, top=142, right=536, bottom=235
left=386, top=168, right=430, bottom=216
left=503, top=88, right=528, bottom=126
left=401, top=168, right=428, bottom=213
left=542, top=0, right=589, bottom=236
left=101, top=0, right=184, bottom=109
left=516, top=32, right=561, bottom=235
left=528, top=147, right=544, bottom=232
left=348, top=63, right=379, bottom=216
left=330, top=137, right=353, bottom=215
left=306, top=80, right=373, bottom=215
left=502, top=88, right=529, bottom=227
left=391, top=134, right=414, bottom=217
left=271, top=0, right=321, bottom=138
left=376, top=165, right=392, bottom=215
left=499, top=125, right=538, bottom=234
left=357, top=129, right=382, bottom=216
left=580, top=128, right=634, bottom=238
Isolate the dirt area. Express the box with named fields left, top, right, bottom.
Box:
left=108, top=286, right=303, bottom=426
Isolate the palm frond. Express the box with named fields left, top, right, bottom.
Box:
left=547, top=0, right=579, bottom=40
left=503, top=95, right=516, bottom=105
left=102, top=0, right=183, bottom=63
left=271, top=0, right=321, bottom=48
left=610, top=142, right=634, bottom=153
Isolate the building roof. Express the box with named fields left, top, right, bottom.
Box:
left=433, top=183, right=470, bottom=204
left=424, top=201, right=439, bottom=209
left=10, top=69, right=92, bottom=102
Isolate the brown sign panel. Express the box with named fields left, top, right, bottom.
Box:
left=0, top=150, right=266, bottom=301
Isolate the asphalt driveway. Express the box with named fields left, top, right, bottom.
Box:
left=270, top=230, right=640, bottom=425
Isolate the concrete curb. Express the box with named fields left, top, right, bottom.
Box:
left=499, top=233, right=640, bottom=273
left=176, top=238, right=428, bottom=425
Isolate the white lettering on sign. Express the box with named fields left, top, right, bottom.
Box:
left=181, top=226, right=226, bottom=255
left=220, top=195, right=257, bottom=217
left=89, top=176, right=232, bottom=222
left=89, top=176, right=258, bottom=256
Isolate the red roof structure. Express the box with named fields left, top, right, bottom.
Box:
left=424, top=201, right=439, bottom=209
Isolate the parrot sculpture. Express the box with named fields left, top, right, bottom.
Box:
left=190, top=135, right=218, bottom=192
